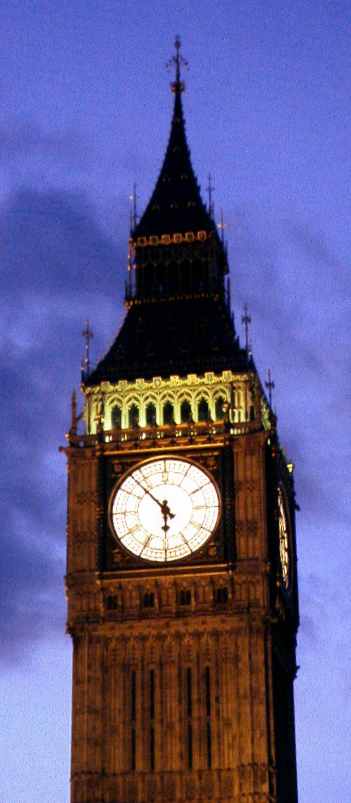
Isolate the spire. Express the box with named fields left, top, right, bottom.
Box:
left=133, top=38, right=215, bottom=239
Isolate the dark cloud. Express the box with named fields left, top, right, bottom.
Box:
left=0, top=120, right=88, bottom=163
left=1, top=187, right=123, bottom=662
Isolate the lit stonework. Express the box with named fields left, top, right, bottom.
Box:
left=84, top=369, right=271, bottom=434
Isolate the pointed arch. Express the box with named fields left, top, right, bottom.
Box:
left=146, top=402, right=157, bottom=427
left=198, top=397, right=210, bottom=422
left=180, top=399, right=192, bottom=423
left=128, top=403, right=139, bottom=428
left=215, top=396, right=225, bottom=421
left=111, top=404, right=122, bottom=429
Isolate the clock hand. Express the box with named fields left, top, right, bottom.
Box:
left=133, top=476, right=175, bottom=519
left=160, top=499, right=175, bottom=534
left=132, top=475, right=164, bottom=508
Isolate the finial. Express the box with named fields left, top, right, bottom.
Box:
left=207, top=173, right=215, bottom=218
left=265, top=368, right=275, bottom=407
left=217, top=209, right=226, bottom=244
left=70, top=389, right=77, bottom=436
left=241, top=304, right=252, bottom=353
left=129, top=183, right=138, bottom=232
left=81, top=320, right=93, bottom=380
left=167, top=36, right=188, bottom=93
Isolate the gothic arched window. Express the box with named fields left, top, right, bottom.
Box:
left=163, top=402, right=174, bottom=425
left=111, top=405, right=122, bottom=429
left=181, top=400, right=192, bottom=423
left=215, top=397, right=225, bottom=421
left=146, top=402, right=157, bottom=427
left=129, top=404, right=139, bottom=429
left=198, top=398, right=210, bottom=422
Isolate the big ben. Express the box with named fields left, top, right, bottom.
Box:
left=64, top=38, right=299, bottom=803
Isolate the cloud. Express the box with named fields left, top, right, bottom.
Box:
left=0, top=120, right=86, bottom=163
left=1, top=187, right=123, bottom=662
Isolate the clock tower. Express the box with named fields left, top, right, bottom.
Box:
left=64, top=39, right=299, bottom=803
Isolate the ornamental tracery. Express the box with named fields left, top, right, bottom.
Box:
left=87, top=370, right=264, bottom=434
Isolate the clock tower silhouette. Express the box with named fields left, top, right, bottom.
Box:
left=64, top=38, right=299, bottom=803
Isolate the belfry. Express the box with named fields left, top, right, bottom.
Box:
left=64, top=38, right=299, bottom=803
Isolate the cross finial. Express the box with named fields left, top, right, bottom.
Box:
left=167, top=36, right=188, bottom=93
left=81, top=320, right=93, bottom=379
left=207, top=173, right=215, bottom=218
left=241, top=304, right=252, bottom=353
left=265, top=368, right=275, bottom=406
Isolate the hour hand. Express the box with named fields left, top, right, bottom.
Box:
left=161, top=499, right=175, bottom=533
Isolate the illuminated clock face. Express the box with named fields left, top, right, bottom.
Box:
left=111, top=457, right=220, bottom=563
left=277, top=487, right=290, bottom=588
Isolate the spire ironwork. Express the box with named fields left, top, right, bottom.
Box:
left=167, top=35, right=188, bottom=93
left=207, top=173, right=215, bottom=218
left=241, top=304, right=252, bottom=353
left=265, top=368, right=275, bottom=407
left=81, top=320, right=93, bottom=379
left=129, top=183, right=138, bottom=232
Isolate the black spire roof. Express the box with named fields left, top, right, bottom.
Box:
left=85, top=40, right=248, bottom=387
left=85, top=297, right=249, bottom=385
left=133, top=37, right=215, bottom=240
left=133, top=85, right=214, bottom=238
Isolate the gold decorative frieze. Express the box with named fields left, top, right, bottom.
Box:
left=83, top=369, right=270, bottom=435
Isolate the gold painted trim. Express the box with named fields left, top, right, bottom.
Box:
left=132, top=230, right=210, bottom=247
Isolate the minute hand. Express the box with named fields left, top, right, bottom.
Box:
left=133, top=475, right=167, bottom=510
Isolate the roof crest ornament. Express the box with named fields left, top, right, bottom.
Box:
left=167, top=35, right=188, bottom=94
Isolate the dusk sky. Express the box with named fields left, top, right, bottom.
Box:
left=1, top=2, right=350, bottom=801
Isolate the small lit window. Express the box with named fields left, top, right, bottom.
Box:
left=129, top=404, right=139, bottom=428
left=198, top=398, right=210, bottom=422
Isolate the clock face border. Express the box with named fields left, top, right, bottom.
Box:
left=108, top=455, right=222, bottom=565
left=277, top=484, right=292, bottom=592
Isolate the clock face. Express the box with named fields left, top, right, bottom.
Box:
left=277, top=487, right=290, bottom=588
left=110, top=457, right=220, bottom=563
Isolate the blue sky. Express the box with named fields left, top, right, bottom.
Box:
left=1, top=2, right=350, bottom=801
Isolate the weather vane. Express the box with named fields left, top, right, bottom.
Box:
left=167, top=35, right=188, bottom=93
left=81, top=319, right=93, bottom=378
left=265, top=368, right=275, bottom=407
left=241, top=304, right=252, bottom=353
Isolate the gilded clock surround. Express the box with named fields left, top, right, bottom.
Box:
left=109, top=455, right=221, bottom=564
